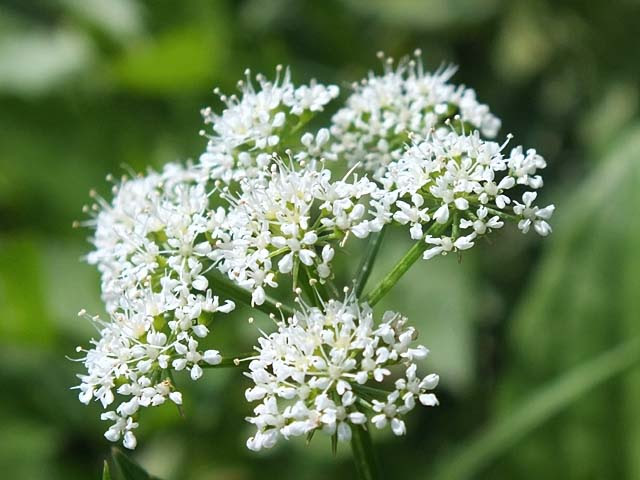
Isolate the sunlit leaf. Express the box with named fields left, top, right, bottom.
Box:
left=0, top=28, right=93, bottom=96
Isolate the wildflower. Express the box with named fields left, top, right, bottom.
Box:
left=379, top=129, right=554, bottom=259
left=244, top=296, right=438, bottom=451
left=329, top=50, right=501, bottom=178
left=75, top=164, right=235, bottom=448
left=199, top=66, right=339, bottom=182
left=212, top=160, right=383, bottom=304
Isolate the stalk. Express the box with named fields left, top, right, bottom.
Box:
left=353, top=227, right=386, bottom=298
left=363, top=222, right=447, bottom=307
left=207, top=272, right=295, bottom=318
left=351, top=425, right=382, bottom=480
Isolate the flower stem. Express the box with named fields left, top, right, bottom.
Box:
left=363, top=240, right=427, bottom=307
left=353, top=227, right=387, bottom=298
left=351, top=425, right=382, bottom=480
left=207, top=272, right=295, bottom=318
left=363, top=222, right=448, bottom=307
left=201, top=353, right=255, bottom=369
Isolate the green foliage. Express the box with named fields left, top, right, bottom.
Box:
left=110, top=448, right=160, bottom=480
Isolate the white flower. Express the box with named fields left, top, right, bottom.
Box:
left=378, top=129, right=553, bottom=258
left=212, top=160, right=384, bottom=303
left=329, top=50, right=501, bottom=178
left=513, top=192, right=555, bottom=236
left=75, top=165, right=236, bottom=449
left=199, top=66, right=339, bottom=182
left=244, top=296, right=438, bottom=451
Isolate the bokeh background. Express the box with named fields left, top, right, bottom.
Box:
left=1, top=0, right=640, bottom=478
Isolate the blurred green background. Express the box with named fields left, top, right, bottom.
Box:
left=1, top=0, right=640, bottom=479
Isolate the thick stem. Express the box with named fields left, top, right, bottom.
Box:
left=363, top=222, right=448, bottom=307
left=363, top=240, right=427, bottom=307
left=354, top=227, right=387, bottom=298
left=351, top=424, right=382, bottom=480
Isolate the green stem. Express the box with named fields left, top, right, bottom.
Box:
left=207, top=272, right=295, bottom=318
left=354, top=227, right=386, bottom=298
left=363, top=222, right=448, bottom=307
left=351, top=424, right=382, bottom=480
left=363, top=240, right=426, bottom=307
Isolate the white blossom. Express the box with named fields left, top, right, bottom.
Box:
left=244, top=296, right=438, bottom=451
left=199, top=66, right=339, bottom=182
left=212, top=160, right=384, bottom=304
left=378, top=129, right=554, bottom=259
left=74, top=164, right=235, bottom=449
left=329, top=50, right=501, bottom=178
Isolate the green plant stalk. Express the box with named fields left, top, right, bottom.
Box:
left=363, top=240, right=427, bottom=307
left=354, top=227, right=386, bottom=298
left=207, top=272, right=295, bottom=318
left=363, top=222, right=447, bottom=306
left=351, top=425, right=382, bottom=480
left=429, top=337, right=640, bottom=480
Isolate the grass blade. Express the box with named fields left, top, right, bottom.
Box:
left=429, top=337, right=640, bottom=480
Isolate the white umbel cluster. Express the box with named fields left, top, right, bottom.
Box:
left=74, top=54, right=553, bottom=452
left=244, top=296, right=438, bottom=451
left=75, top=164, right=234, bottom=448
left=329, top=50, right=501, bottom=178
left=199, top=66, right=339, bottom=182
left=378, top=129, right=555, bottom=260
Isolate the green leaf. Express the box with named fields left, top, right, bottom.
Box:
left=103, top=460, right=112, bottom=480
left=488, top=124, right=640, bottom=479
left=111, top=448, right=159, bottom=480
left=429, top=337, right=640, bottom=480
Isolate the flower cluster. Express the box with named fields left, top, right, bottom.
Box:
left=75, top=164, right=234, bottom=448
left=211, top=160, right=387, bottom=305
left=74, top=54, right=553, bottom=453
left=379, top=130, right=554, bottom=260
left=245, top=296, right=438, bottom=450
left=329, top=50, right=501, bottom=178
left=199, top=66, right=339, bottom=183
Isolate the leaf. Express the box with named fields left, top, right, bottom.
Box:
left=111, top=26, right=226, bottom=94
left=111, top=448, right=159, bottom=480
left=103, top=460, right=112, bottom=480
left=487, top=124, right=640, bottom=479
left=429, top=336, right=640, bottom=480
left=0, top=28, right=93, bottom=96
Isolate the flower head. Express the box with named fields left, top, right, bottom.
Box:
left=244, top=295, right=438, bottom=451
left=329, top=50, right=501, bottom=178
left=212, top=160, right=385, bottom=305
left=378, top=129, right=554, bottom=260
left=199, top=66, right=339, bottom=182
left=75, top=164, right=235, bottom=448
